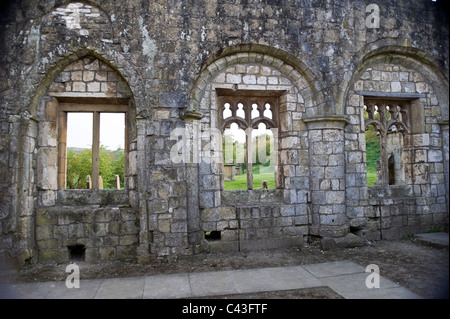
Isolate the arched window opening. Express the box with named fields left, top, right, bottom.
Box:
left=363, top=98, right=410, bottom=186
left=218, top=93, right=279, bottom=190
left=46, top=56, right=133, bottom=191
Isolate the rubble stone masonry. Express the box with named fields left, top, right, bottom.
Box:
left=0, top=0, right=448, bottom=265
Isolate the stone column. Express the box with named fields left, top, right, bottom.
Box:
left=37, top=96, right=59, bottom=206
left=13, top=110, right=38, bottom=265
left=304, top=116, right=349, bottom=245
left=136, top=116, right=150, bottom=263
left=182, top=111, right=204, bottom=249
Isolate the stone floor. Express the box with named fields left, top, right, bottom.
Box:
left=1, top=232, right=447, bottom=300
left=0, top=260, right=422, bottom=299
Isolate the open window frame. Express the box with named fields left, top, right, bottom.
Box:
left=58, top=102, right=128, bottom=191
left=217, top=89, right=281, bottom=191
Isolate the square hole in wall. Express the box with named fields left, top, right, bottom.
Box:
left=205, top=231, right=221, bottom=241
left=68, top=245, right=86, bottom=261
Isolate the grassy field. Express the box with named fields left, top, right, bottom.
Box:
left=224, top=172, right=275, bottom=190
left=365, top=128, right=380, bottom=186
left=224, top=163, right=275, bottom=190
left=224, top=130, right=381, bottom=189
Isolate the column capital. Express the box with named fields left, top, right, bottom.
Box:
left=303, top=115, right=350, bottom=130
left=181, top=110, right=203, bottom=121
left=437, top=116, right=449, bottom=127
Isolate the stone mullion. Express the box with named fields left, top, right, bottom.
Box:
left=379, top=101, right=390, bottom=186
left=184, top=117, right=203, bottom=247
left=378, top=129, right=389, bottom=186
left=230, top=101, right=237, bottom=119
left=365, top=100, right=376, bottom=122
left=57, top=110, right=67, bottom=190
left=244, top=100, right=253, bottom=190
left=438, top=119, right=449, bottom=216
left=91, top=111, right=100, bottom=190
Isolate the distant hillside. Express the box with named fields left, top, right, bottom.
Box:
left=68, top=147, right=124, bottom=153
left=67, top=147, right=89, bottom=153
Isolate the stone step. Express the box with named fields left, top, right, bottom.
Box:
left=414, top=232, right=449, bottom=249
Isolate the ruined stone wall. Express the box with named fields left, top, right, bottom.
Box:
left=36, top=194, right=138, bottom=263
left=346, top=63, right=448, bottom=240
left=0, top=0, right=448, bottom=265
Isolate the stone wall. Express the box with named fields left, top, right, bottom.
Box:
left=0, top=0, right=448, bottom=266
left=36, top=202, right=138, bottom=263
left=48, top=57, right=131, bottom=99
left=201, top=190, right=304, bottom=253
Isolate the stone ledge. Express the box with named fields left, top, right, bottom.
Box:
left=414, top=232, right=449, bottom=249
left=221, top=189, right=283, bottom=204
left=56, top=189, right=129, bottom=206
left=355, top=91, right=426, bottom=99
left=206, top=236, right=303, bottom=253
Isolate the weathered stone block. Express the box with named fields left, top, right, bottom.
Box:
left=39, top=249, right=68, bottom=264
left=219, top=206, right=236, bottom=220
left=99, top=247, right=117, bottom=261
left=36, top=210, right=57, bottom=226
left=158, top=219, right=171, bottom=233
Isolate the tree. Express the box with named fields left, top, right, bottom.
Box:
left=66, top=148, right=92, bottom=189
left=99, top=145, right=114, bottom=189
left=66, top=146, right=125, bottom=189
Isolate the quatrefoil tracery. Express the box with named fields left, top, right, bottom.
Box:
left=364, top=101, right=410, bottom=134
left=222, top=100, right=276, bottom=131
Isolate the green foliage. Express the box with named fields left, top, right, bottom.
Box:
left=365, top=126, right=380, bottom=186
left=66, top=148, right=92, bottom=189
left=66, top=146, right=125, bottom=189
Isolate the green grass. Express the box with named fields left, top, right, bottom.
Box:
left=366, top=171, right=377, bottom=187
left=365, top=128, right=380, bottom=186
left=224, top=166, right=275, bottom=190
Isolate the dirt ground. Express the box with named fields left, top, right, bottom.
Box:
left=7, top=237, right=450, bottom=299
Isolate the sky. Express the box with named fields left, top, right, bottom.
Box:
left=67, top=113, right=125, bottom=150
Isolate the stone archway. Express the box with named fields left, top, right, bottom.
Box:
left=185, top=46, right=348, bottom=252
left=342, top=46, right=450, bottom=241
left=14, top=52, right=144, bottom=265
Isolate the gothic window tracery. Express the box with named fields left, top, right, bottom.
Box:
left=364, top=99, right=410, bottom=186
left=218, top=93, right=278, bottom=190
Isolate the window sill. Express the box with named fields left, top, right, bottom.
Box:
left=56, top=189, right=129, bottom=206
left=367, top=184, right=413, bottom=198
left=221, top=188, right=283, bottom=205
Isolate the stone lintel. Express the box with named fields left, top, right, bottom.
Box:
left=437, top=117, right=449, bottom=127
left=356, top=91, right=426, bottom=100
